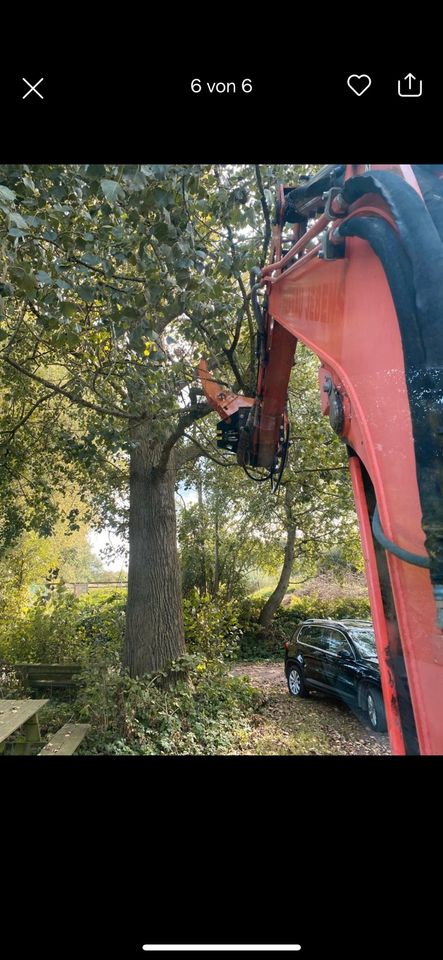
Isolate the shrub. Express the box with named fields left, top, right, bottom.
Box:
left=0, top=588, right=126, bottom=665
left=183, top=590, right=243, bottom=660
left=76, top=588, right=127, bottom=608
left=279, top=595, right=371, bottom=625
left=66, top=648, right=262, bottom=755
left=38, top=700, right=79, bottom=738
left=76, top=592, right=126, bottom=652
left=0, top=589, right=87, bottom=664
left=247, top=586, right=274, bottom=602
left=0, top=663, right=26, bottom=699
left=237, top=594, right=371, bottom=659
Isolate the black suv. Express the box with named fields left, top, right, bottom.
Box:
left=284, top=619, right=387, bottom=733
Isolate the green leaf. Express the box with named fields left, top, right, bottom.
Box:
left=60, top=329, right=81, bottom=348
left=9, top=212, right=29, bottom=230
left=81, top=253, right=101, bottom=266
left=0, top=185, right=16, bottom=203
left=41, top=315, right=59, bottom=331
left=128, top=171, right=146, bottom=191
left=61, top=302, right=77, bottom=318
left=85, top=164, right=107, bottom=179
left=10, top=266, right=37, bottom=293
left=100, top=180, right=125, bottom=203
left=77, top=285, right=96, bottom=303
left=36, top=271, right=52, bottom=285
left=153, top=222, right=169, bottom=241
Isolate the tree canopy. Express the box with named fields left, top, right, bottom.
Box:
left=0, top=163, right=362, bottom=674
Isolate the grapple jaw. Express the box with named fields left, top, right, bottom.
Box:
left=197, top=359, right=289, bottom=484
left=197, top=359, right=255, bottom=462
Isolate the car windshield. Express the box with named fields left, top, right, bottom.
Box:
left=349, top=628, right=377, bottom=659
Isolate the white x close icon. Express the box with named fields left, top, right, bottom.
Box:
left=22, top=77, right=44, bottom=100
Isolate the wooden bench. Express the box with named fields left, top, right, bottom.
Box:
left=12, top=663, right=82, bottom=693
left=0, top=699, right=49, bottom=755
left=38, top=723, right=91, bottom=755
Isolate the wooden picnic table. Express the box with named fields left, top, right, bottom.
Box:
left=0, top=699, right=48, bottom=755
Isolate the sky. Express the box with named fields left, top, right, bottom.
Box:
left=88, top=529, right=128, bottom=572
left=88, top=484, right=197, bottom=572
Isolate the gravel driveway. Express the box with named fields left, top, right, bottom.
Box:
left=230, top=660, right=391, bottom=755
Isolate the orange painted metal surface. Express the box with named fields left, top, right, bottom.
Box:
left=198, top=359, right=254, bottom=420
left=266, top=169, right=443, bottom=753
left=348, top=455, right=406, bottom=755
left=200, top=164, right=443, bottom=752
left=252, top=320, right=297, bottom=467
left=262, top=213, right=329, bottom=277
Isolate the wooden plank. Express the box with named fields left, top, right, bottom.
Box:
left=0, top=700, right=49, bottom=744
left=1, top=740, right=46, bottom=756
left=38, top=723, right=91, bottom=756
left=13, top=664, right=82, bottom=687
left=29, top=676, right=81, bottom=690
left=11, top=713, right=43, bottom=756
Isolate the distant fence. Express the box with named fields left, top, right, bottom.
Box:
left=64, top=581, right=128, bottom=597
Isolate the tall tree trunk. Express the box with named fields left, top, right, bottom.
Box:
left=213, top=494, right=220, bottom=596
left=196, top=468, right=207, bottom=595
left=259, top=486, right=297, bottom=628
left=123, top=421, right=185, bottom=677
left=258, top=525, right=296, bottom=628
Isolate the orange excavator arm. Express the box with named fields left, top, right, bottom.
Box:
left=199, top=163, right=443, bottom=755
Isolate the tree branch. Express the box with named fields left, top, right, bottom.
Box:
left=29, top=235, right=147, bottom=284
left=187, top=311, right=247, bottom=394
left=156, top=403, right=211, bottom=473
left=214, top=166, right=256, bottom=387
left=1, top=354, right=136, bottom=420
left=254, top=164, right=272, bottom=267
left=179, top=433, right=238, bottom=468
left=0, top=389, right=57, bottom=445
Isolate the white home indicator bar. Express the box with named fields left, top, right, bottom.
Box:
left=142, top=947, right=301, bottom=953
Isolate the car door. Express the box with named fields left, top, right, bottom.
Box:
left=297, top=626, right=329, bottom=686
left=324, top=629, right=358, bottom=703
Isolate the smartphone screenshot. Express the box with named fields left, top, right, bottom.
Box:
left=0, top=42, right=439, bottom=959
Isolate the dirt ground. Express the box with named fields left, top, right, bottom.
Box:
left=230, top=660, right=391, bottom=755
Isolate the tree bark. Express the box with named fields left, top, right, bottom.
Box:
left=213, top=499, right=220, bottom=596
left=196, top=468, right=207, bottom=595
left=259, top=486, right=297, bottom=629
left=123, top=421, right=185, bottom=677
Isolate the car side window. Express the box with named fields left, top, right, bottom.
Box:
left=299, top=627, right=329, bottom=650
left=327, top=630, right=354, bottom=657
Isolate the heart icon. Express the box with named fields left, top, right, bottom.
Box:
left=347, top=74, right=371, bottom=96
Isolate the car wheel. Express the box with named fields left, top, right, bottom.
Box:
left=286, top=663, right=309, bottom=698
left=365, top=687, right=387, bottom=732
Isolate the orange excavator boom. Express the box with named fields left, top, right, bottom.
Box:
left=199, top=163, right=443, bottom=755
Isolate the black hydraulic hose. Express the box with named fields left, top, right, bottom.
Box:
left=242, top=466, right=272, bottom=483
left=341, top=172, right=443, bottom=350
left=336, top=209, right=443, bottom=586
left=250, top=268, right=267, bottom=366
left=250, top=271, right=265, bottom=336
left=372, top=504, right=430, bottom=568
